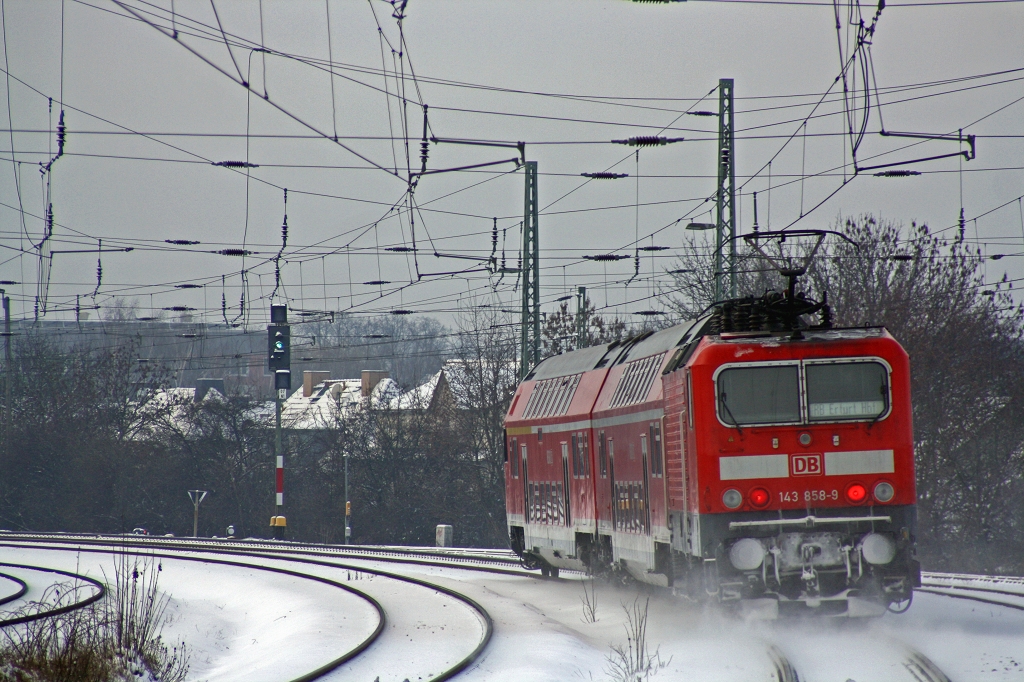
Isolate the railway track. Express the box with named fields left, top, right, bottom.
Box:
left=3, top=534, right=1019, bottom=682
left=918, top=571, right=1024, bottom=612
left=0, top=536, right=495, bottom=682
left=0, top=571, right=28, bottom=607
left=767, top=635, right=952, bottom=682
left=0, top=563, right=105, bottom=627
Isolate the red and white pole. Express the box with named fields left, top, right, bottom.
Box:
left=276, top=455, right=284, bottom=506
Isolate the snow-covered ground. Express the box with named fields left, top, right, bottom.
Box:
left=0, top=573, right=25, bottom=603
left=0, top=546, right=380, bottom=681
left=2, top=541, right=1023, bottom=682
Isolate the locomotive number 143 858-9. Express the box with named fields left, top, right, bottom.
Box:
left=779, top=489, right=840, bottom=503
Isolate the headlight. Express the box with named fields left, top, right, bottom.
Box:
left=873, top=481, right=895, bottom=503
left=722, top=488, right=743, bottom=509
left=729, top=538, right=765, bottom=571
left=860, top=532, right=896, bottom=565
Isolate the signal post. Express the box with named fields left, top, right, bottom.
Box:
left=268, top=304, right=291, bottom=539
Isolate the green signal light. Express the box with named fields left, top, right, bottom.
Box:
left=274, top=341, right=284, bottom=351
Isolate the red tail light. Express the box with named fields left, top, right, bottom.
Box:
left=749, top=487, right=770, bottom=508
left=846, top=483, right=868, bottom=504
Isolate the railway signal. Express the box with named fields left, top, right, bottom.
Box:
left=269, top=304, right=289, bottom=540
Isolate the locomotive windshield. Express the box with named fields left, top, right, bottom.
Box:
left=716, top=359, right=890, bottom=426
left=717, top=365, right=800, bottom=425
left=806, top=361, right=888, bottom=421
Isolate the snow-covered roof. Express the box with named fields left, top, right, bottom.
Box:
left=280, top=369, right=458, bottom=430
left=132, top=385, right=227, bottom=439
left=280, top=377, right=402, bottom=430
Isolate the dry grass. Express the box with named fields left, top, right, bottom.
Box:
left=0, top=553, right=189, bottom=682
left=580, top=578, right=599, bottom=623
left=605, top=597, right=670, bottom=682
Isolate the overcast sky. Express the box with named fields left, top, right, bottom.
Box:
left=0, top=0, right=1021, bottom=327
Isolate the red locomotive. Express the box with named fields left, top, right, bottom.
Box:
left=504, top=232, right=920, bottom=617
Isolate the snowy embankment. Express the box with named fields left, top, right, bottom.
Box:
left=0, top=573, right=25, bottom=603
left=3, top=540, right=1024, bottom=681
left=923, top=570, right=1024, bottom=595
left=0, top=546, right=380, bottom=682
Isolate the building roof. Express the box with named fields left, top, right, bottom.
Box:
left=280, top=377, right=402, bottom=430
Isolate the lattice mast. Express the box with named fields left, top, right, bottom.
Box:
left=716, top=78, right=737, bottom=301
left=521, top=161, right=540, bottom=379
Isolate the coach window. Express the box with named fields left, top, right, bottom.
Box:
left=806, top=360, right=889, bottom=422
left=571, top=433, right=580, bottom=477
left=649, top=422, right=663, bottom=477
left=599, top=431, right=608, bottom=477
left=717, top=364, right=800, bottom=426
left=583, top=432, right=591, bottom=477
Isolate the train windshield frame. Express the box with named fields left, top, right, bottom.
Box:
left=714, top=357, right=892, bottom=427
left=805, top=360, right=889, bottom=422
left=716, top=363, right=801, bottom=426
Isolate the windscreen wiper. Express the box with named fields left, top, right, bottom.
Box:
left=719, top=393, right=744, bottom=436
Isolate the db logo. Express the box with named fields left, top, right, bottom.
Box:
left=791, top=453, right=823, bottom=476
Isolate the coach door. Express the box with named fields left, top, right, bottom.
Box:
left=608, top=439, right=617, bottom=530
left=561, top=442, right=572, bottom=526
left=640, top=434, right=651, bottom=533
left=521, top=444, right=530, bottom=523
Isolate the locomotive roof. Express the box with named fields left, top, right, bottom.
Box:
left=526, top=317, right=706, bottom=382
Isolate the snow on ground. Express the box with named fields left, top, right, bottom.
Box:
left=3, top=542, right=1024, bottom=682
left=0, top=546, right=380, bottom=682
left=925, top=571, right=1024, bottom=596
left=0, top=572, right=26, bottom=603
left=333, top=556, right=1024, bottom=682
left=0, top=563, right=101, bottom=613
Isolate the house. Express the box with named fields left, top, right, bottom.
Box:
left=278, top=368, right=457, bottom=432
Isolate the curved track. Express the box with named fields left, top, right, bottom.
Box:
left=0, top=535, right=495, bottom=682
left=6, top=534, right=1018, bottom=682
left=0, top=572, right=28, bottom=606
left=0, top=563, right=105, bottom=627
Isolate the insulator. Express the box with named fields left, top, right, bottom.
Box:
left=420, top=140, right=429, bottom=168
left=165, top=239, right=200, bottom=245
left=583, top=254, right=629, bottom=261
left=818, top=304, right=833, bottom=329
left=281, top=216, right=288, bottom=249
left=688, top=110, right=717, bottom=117
left=874, top=170, right=920, bottom=177
left=56, top=110, right=65, bottom=156
left=217, top=249, right=253, bottom=256
left=581, top=172, right=628, bottom=179
left=610, top=135, right=675, bottom=146
left=212, top=161, right=260, bottom=168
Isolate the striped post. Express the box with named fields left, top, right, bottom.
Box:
left=276, top=455, right=284, bottom=506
